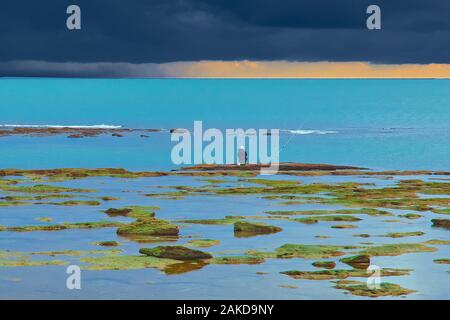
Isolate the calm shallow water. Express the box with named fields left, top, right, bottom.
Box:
left=0, top=174, right=449, bottom=299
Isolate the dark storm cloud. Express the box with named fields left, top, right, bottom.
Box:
left=0, top=0, right=450, bottom=76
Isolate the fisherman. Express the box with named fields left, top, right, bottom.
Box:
left=238, top=145, right=247, bottom=165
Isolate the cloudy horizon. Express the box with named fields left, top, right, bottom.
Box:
left=2, top=60, right=450, bottom=78
left=1, top=0, right=450, bottom=78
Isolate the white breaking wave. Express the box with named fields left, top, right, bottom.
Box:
left=282, top=129, right=338, bottom=135
left=0, top=124, right=122, bottom=129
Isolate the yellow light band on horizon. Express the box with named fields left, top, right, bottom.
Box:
left=161, top=61, right=450, bottom=78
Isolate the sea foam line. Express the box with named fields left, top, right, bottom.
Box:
left=0, top=124, right=123, bottom=129
left=281, top=129, right=338, bottom=135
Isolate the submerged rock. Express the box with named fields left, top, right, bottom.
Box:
left=359, top=243, right=436, bottom=257
left=187, top=239, right=220, bottom=248
left=278, top=284, right=298, bottom=289
left=177, top=216, right=244, bottom=225
left=4, top=221, right=123, bottom=232
left=47, top=200, right=101, bottom=206
left=383, top=231, right=425, bottom=238
left=399, top=213, right=423, bottom=220
left=211, top=256, right=265, bottom=265
left=0, top=184, right=94, bottom=194
left=139, top=246, right=212, bottom=261
left=424, top=239, right=450, bottom=245
left=81, top=255, right=178, bottom=270
left=294, top=215, right=361, bottom=224
left=249, top=244, right=357, bottom=259
left=163, top=260, right=209, bottom=275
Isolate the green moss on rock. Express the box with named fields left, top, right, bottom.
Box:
left=139, top=246, right=212, bottom=261
left=211, top=255, right=265, bottom=265
left=48, top=200, right=101, bottom=206
left=117, top=218, right=179, bottom=237
left=399, top=213, right=423, bottom=220
left=359, top=243, right=437, bottom=257
left=424, top=239, right=450, bottom=245
left=5, top=221, right=123, bottom=232
left=1, top=184, right=94, bottom=194
left=251, top=244, right=357, bottom=259
left=177, top=216, right=244, bottom=225
left=383, top=231, right=425, bottom=238
left=234, top=221, right=282, bottom=237
left=331, top=224, right=358, bottom=229
left=81, top=255, right=178, bottom=270
left=340, top=254, right=371, bottom=269
left=282, top=268, right=411, bottom=280
left=105, top=206, right=159, bottom=218
left=334, top=281, right=415, bottom=297
left=312, top=261, right=336, bottom=269
left=433, top=258, right=450, bottom=264
left=294, top=215, right=361, bottom=224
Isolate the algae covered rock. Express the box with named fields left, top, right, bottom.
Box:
left=312, top=261, right=336, bottom=269
left=234, top=221, right=282, bottom=237
left=294, top=215, right=361, bottom=224
left=331, top=224, right=357, bottom=229
left=281, top=268, right=410, bottom=280
left=340, top=254, right=371, bottom=269
left=383, top=231, right=424, bottom=238
left=139, top=246, right=212, bottom=261
left=211, top=255, right=265, bottom=265
left=177, top=216, right=244, bottom=225
left=5, top=221, right=123, bottom=232
left=359, top=243, right=436, bottom=257
left=425, top=239, right=450, bottom=245
left=49, top=200, right=100, bottom=206
left=265, top=244, right=355, bottom=259
left=105, top=208, right=133, bottom=216
left=334, top=281, right=415, bottom=297
left=81, top=255, right=178, bottom=270
left=433, top=258, right=450, bottom=265
left=432, top=219, right=450, bottom=230
left=353, top=234, right=371, bottom=238
left=399, top=213, right=423, bottom=220
left=117, top=219, right=179, bottom=237
left=96, top=241, right=120, bottom=247
left=105, top=206, right=158, bottom=218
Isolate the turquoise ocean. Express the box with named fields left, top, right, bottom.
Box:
left=1, top=78, right=449, bottom=171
